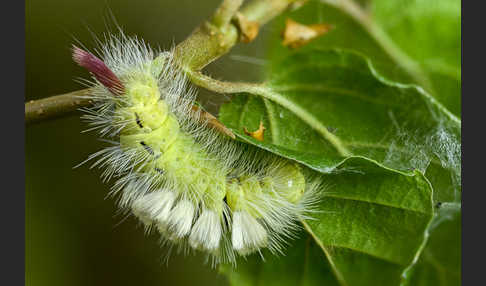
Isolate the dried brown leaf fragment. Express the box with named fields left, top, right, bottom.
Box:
left=243, top=121, right=266, bottom=141
left=281, top=18, right=332, bottom=49
left=234, top=12, right=260, bottom=43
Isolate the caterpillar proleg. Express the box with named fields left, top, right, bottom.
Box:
left=73, top=33, right=321, bottom=265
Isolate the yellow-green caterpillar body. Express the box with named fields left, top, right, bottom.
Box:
left=74, top=34, right=320, bottom=265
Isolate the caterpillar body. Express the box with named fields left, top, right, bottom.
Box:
left=74, top=34, right=320, bottom=265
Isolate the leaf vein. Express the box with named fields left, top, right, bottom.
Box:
left=323, top=193, right=430, bottom=215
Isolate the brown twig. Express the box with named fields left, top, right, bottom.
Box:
left=25, top=89, right=93, bottom=124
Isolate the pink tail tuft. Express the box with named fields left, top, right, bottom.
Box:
left=72, top=45, right=124, bottom=96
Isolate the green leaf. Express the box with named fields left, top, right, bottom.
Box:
left=217, top=49, right=460, bottom=285
left=402, top=203, right=461, bottom=286
left=266, top=0, right=461, bottom=116
left=219, top=49, right=461, bottom=203
left=220, top=235, right=340, bottom=286
left=221, top=158, right=434, bottom=286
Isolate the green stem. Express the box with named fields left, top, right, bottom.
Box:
left=174, top=0, right=242, bottom=71
left=211, top=0, right=244, bottom=27
left=240, top=0, right=298, bottom=23
left=175, top=0, right=298, bottom=70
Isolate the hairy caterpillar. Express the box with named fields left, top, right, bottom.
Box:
left=73, top=33, right=321, bottom=265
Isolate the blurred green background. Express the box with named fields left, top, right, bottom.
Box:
left=25, top=0, right=270, bottom=285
